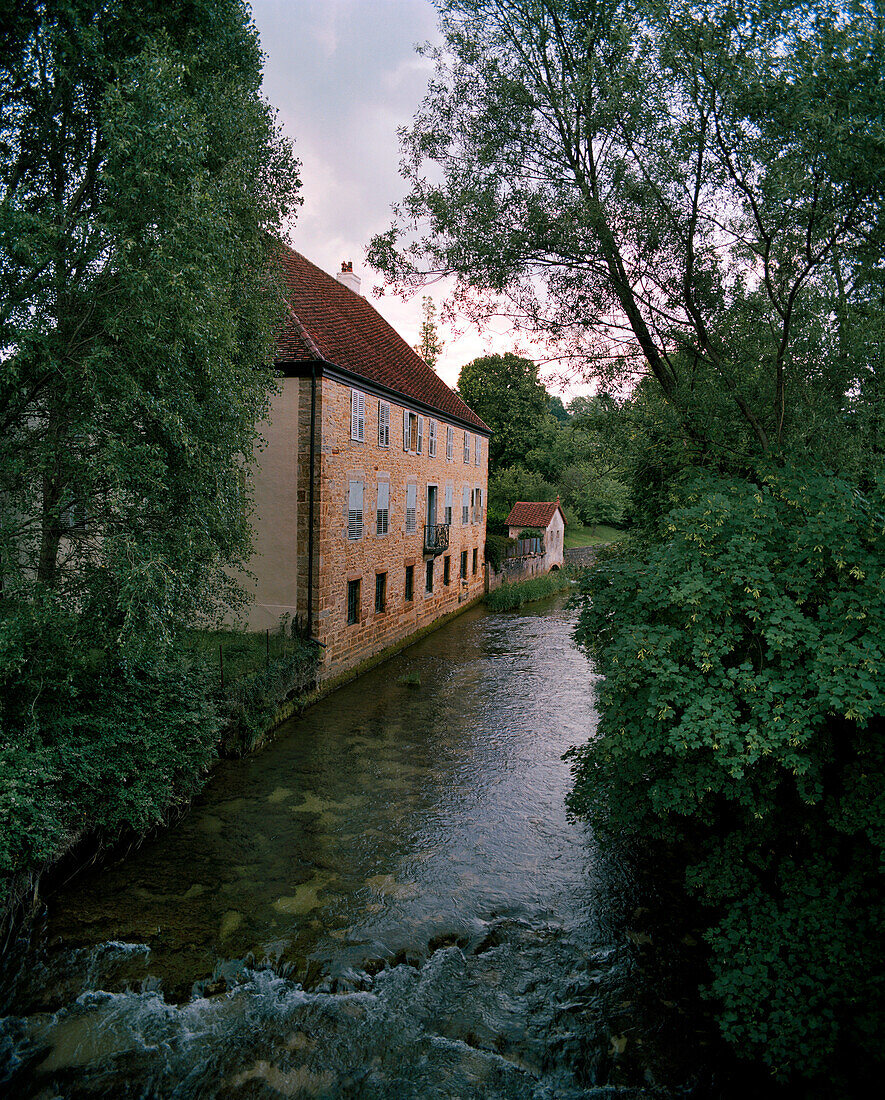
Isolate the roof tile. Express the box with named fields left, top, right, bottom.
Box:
left=504, top=501, right=566, bottom=529
left=275, top=244, right=489, bottom=432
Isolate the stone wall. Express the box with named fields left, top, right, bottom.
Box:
left=485, top=552, right=549, bottom=593
left=314, top=375, right=489, bottom=679
left=563, top=544, right=606, bottom=568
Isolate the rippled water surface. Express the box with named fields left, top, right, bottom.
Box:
left=1, top=596, right=725, bottom=1098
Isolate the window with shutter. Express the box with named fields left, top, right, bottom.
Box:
left=446, top=425, right=453, bottom=460
left=378, top=401, right=390, bottom=448
left=350, top=390, right=365, bottom=441
left=463, top=431, right=470, bottom=463
left=417, top=415, right=424, bottom=454
left=406, top=482, right=417, bottom=533
left=444, top=483, right=453, bottom=526
left=429, top=419, right=437, bottom=457
left=474, top=435, right=481, bottom=465
left=403, top=410, right=410, bottom=451
left=347, top=480, right=363, bottom=539
left=376, top=480, right=389, bottom=535
left=461, top=485, right=469, bottom=525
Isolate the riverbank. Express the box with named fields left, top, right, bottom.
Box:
left=0, top=632, right=320, bottom=942
left=485, top=567, right=576, bottom=611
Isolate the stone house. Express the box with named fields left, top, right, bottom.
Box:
left=243, top=245, right=491, bottom=684
left=504, top=501, right=567, bottom=573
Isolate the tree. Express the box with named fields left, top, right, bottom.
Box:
left=569, top=467, right=885, bottom=1081
left=369, top=0, right=885, bottom=464
left=458, top=352, right=551, bottom=471
left=486, top=465, right=559, bottom=534
left=414, top=294, right=444, bottom=369
left=0, top=0, right=301, bottom=650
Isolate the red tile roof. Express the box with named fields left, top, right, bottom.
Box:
left=275, top=244, right=489, bottom=432
left=504, top=501, right=567, bottom=529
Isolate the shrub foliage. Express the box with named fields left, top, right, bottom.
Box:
left=568, top=466, right=885, bottom=1079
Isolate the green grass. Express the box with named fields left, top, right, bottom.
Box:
left=563, top=524, right=627, bottom=549
left=485, top=569, right=574, bottom=611
left=180, top=627, right=302, bottom=684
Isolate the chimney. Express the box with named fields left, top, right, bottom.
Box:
left=336, top=260, right=361, bottom=295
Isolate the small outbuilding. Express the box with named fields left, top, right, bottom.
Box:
left=504, top=501, right=567, bottom=572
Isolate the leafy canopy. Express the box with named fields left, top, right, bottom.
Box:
left=0, top=0, right=301, bottom=652
left=569, top=466, right=885, bottom=1078
left=370, top=0, right=885, bottom=461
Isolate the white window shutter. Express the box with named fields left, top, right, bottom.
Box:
left=348, top=480, right=363, bottom=539
left=351, top=390, right=365, bottom=441
left=417, top=415, right=424, bottom=454
left=475, top=435, right=481, bottom=465
left=403, top=410, right=410, bottom=451
left=379, top=402, right=390, bottom=447
left=376, top=480, right=389, bottom=535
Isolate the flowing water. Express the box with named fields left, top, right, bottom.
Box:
left=0, top=596, right=733, bottom=1098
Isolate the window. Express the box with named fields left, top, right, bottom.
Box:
left=404, top=410, right=424, bottom=453
left=443, top=555, right=451, bottom=585
left=378, top=401, right=390, bottom=448
left=463, top=431, right=470, bottom=463
left=347, top=579, right=360, bottom=624
left=376, top=480, right=389, bottom=536
left=473, top=547, right=478, bottom=574
left=472, top=485, right=483, bottom=523
left=444, top=483, right=453, bottom=526
left=461, top=485, right=469, bottom=525
left=446, top=424, right=453, bottom=460
left=405, top=564, right=414, bottom=601
left=375, top=572, right=387, bottom=613
left=350, top=389, right=365, bottom=442
left=347, top=480, right=363, bottom=540
left=460, top=550, right=468, bottom=579
left=474, top=435, right=481, bottom=466
left=425, top=559, right=434, bottom=593
left=428, top=419, right=437, bottom=457
left=406, top=482, right=417, bottom=533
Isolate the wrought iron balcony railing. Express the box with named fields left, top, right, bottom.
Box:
left=423, top=523, right=450, bottom=556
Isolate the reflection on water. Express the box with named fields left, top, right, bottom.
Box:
left=0, top=596, right=725, bottom=1097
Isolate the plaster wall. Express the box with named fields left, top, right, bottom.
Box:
left=241, top=377, right=302, bottom=630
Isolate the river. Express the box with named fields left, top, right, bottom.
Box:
left=0, top=595, right=744, bottom=1097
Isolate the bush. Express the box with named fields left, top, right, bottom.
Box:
left=484, top=533, right=516, bottom=572
left=0, top=646, right=223, bottom=916
left=568, top=464, right=885, bottom=1081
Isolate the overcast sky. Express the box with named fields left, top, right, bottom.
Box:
left=250, top=0, right=546, bottom=391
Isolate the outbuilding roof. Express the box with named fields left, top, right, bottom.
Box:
left=275, top=244, right=489, bottom=433
left=504, top=501, right=567, bottom=529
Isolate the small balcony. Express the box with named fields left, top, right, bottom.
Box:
left=423, top=523, right=450, bottom=556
